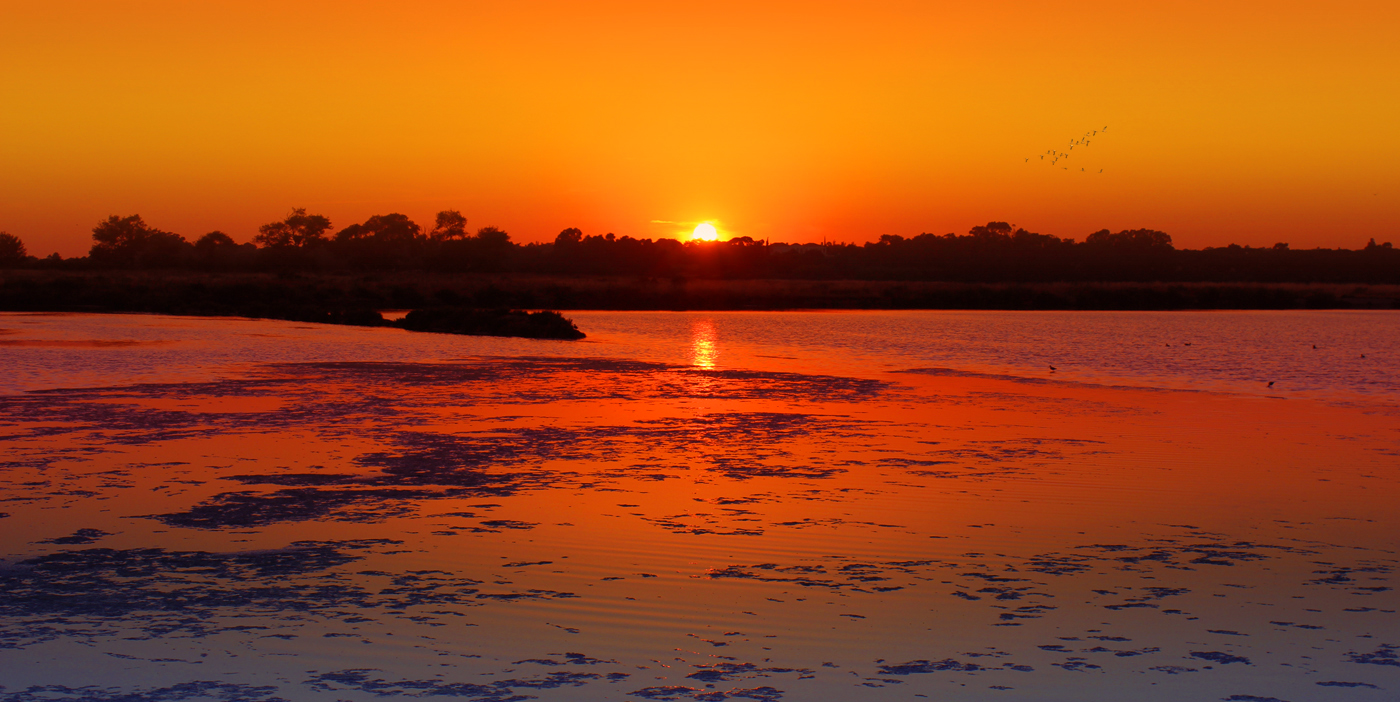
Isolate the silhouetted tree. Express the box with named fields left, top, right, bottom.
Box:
left=429, top=210, right=469, bottom=241
left=555, top=227, right=583, bottom=247
left=475, top=226, right=511, bottom=248
left=254, top=208, right=332, bottom=248
left=191, top=230, right=252, bottom=270
left=332, top=213, right=425, bottom=269
left=470, top=226, right=514, bottom=272
left=89, top=215, right=190, bottom=267
left=1084, top=228, right=1173, bottom=250
left=0, top=232, right=27, bottom=266
left=195, top=231, right=236, bottom=251
left=968, top=221, right=1015, bottom=241
left=335, top=213, right=422, bottom=244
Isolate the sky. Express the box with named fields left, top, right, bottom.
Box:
left=2, top=0, right=1398, bottom=256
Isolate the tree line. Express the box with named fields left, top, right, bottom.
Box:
left=0, top=211, right=1396, bottom=283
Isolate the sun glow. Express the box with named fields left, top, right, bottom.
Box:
left=690, top=319, right=717, bottom=369
left=691, top=223, right=719, bottom=241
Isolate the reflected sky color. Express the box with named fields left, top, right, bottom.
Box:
left=0, top=312, right=1395, bottom=702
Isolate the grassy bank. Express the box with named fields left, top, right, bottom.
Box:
left=1, top=270, right=1397, bottom=314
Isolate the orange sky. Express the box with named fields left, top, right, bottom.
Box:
left=2, top=0, right=1397, bottom=256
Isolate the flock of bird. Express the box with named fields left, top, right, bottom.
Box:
left=1027, top=126, right=1107, bottom=173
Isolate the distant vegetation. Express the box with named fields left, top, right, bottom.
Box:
left=1, top=211, right=1396, bottom=284
left=0, top=232, right=27, bottom=266
left=0, top=212, right=1397, bottom=317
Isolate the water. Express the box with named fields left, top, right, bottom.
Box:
left=3, top=310, right=1396, bottom=399
left=0, top=311, right=1396, bottom=701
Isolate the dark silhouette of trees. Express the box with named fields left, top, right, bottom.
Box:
left=195, top=231, right=235, bottom=251
left=192, top=231, right=256, bottom=270
left=555, top=227, right=583, bottom=247
left=429, top=211, right=469, bottom=241
left=194, top=229, right=235, bottom=255
left=335, top=213, right=422, bottom=244
left=428, top=225, right=516, bottom=273
left=0, top=232, right=27, bottom=266
left=254, top=208, right=332, bottom=248
left=333, top=213, right=424, bottom=269
left=31, top=212, right=1396, bottom=284
left=474, top=226, right=511, bottom=248
left=89, top=215, right=190, bottom=267
left=1085, top=228, right=1173, bottom=250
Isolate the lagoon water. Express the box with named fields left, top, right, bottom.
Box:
left=0, top=310, right=1397, bottom=701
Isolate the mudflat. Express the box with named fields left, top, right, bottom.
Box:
left=0, top=310, right=1395, bottom=702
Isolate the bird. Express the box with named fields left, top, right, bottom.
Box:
left=1026, top=158, right=1030, bottom=162
left=1183, top=342, right=1191, bottom=346
left=1099, top=169, right=1103, bottom=173
left=1049, top=365, right=1057, bottom=372
left=1267, top=381, right=1275, bottom=387
left=1312, top=344, right=1317, bottom=349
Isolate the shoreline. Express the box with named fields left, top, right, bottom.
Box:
left=2, top=270, right=1398, bottom=313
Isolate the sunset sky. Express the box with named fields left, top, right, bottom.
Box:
left=3, top=0, right=1397, bottom=256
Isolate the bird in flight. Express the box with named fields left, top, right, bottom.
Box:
left=1033, top=126, right=1108, bottom=169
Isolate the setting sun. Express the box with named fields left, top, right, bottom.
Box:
left=691, top=223, right=719, bottom=241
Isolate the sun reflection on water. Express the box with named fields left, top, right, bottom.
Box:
left=690, top=319, right=717, bottom=368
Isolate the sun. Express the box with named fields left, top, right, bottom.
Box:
left=691, top=222, right=719, bottom=241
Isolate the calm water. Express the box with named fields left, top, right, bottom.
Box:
left=0, top=311, right=1396, bottom=701
left=2, top=310, right=1396, bottom=398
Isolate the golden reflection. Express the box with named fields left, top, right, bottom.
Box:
left=690, top=319, right=717, bottom=369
